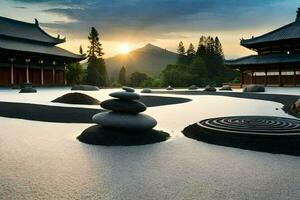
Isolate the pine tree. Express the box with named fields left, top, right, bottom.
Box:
left=87, top=27, right=104, bottom=59
left=196, top=36, right=207, bottom=57
left=177, top=41, right=186, bottom=64
left=118, top=66, right=127, bottom=85
left=186, top=43, right=196, bottom=65
left=86, top=27, right=107, bottom=86
left=79, top=45, right=83, bottom=55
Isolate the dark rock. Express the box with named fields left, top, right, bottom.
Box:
left=19, top=87, right=37, bottom=93
left=93, top=112, right=157, bottom=130
left=141, top=88, right=152, bottom=93
left=166, top=85, right=174, bottom=90
left=122, top=86, right=135, bottom=92
left=204, top=85, right=216, bottom=92
left=77, top=125, right=169, bottom=146
left=71, top=85, right=99, bottom=91
left=52, top=93, right=100, bottom=105
left=100, top=99, right=146, bottom=113
left=21, top=82, right=33, bottom=89
left=219, top=86, right=232, bottom=91
left=110, top=91, right=140, bottom=100
left=188, top=85, right=198, bottom=90
left=243, top=85, right=265, bottom=92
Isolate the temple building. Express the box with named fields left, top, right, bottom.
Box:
left=226, top=8, right=300, bottom=87
left=0, top=16, right=84, bottom=86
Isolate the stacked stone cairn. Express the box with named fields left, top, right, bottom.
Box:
left=78, top=86, right=169, bottom=145
left=19, top=82, right=37, bottom=93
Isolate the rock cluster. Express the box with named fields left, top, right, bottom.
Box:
left=243, top=85, right=265, bottom=92
left=78, top=86, right=169, bottom=145
left=19, top=82, right=37, bottom=93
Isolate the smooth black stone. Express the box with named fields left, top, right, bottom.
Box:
left=100, top=99, right=146, bottom=113
left=77, top=125, right=170, bottom=146
left=122, top=86, right=135, bottom=92
left=52, top=93, right=100, bottom=105
left=110, top=91, right=140, bottom=100
left=93, top=112, right=157, bottom=130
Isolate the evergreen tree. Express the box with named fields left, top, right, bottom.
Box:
left=186, top=43, right=196, bottom=64
left=196, top=36, right=207, bottom=57
left=177, top=41, right=186, bottom=64
left=87, top=27, right=104, bottom=59
left=86, top=27, right=107, bottom=86
left=118, top=66, right=127, bottom=85
left=79, top=45, right=83, bottom=55
left=65, top=62, right=84, bottom=85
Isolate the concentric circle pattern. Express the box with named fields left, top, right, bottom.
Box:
left=198, top=116, right=300, bottom=135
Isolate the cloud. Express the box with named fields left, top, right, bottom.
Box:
left=10, top=0, right=300, bottom=42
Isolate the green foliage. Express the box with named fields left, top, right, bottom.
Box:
left=160, top=36, right=238, bottom=87
left=129, top=72, right=149, bottom=87
left=118, top=66, right=127, bottom=85
left=87, top=56, right=107, bottom=87
left=160, top=64, right=197, bottom=87
left=65, top=62, right=84, bottom=85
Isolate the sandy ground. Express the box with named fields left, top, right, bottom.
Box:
left=0, top=87, right=299, bottom=200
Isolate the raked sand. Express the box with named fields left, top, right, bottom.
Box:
left=0, top=87, right=299, bottom=200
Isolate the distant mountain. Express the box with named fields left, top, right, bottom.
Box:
left=105, top=43, right=177, bottom=80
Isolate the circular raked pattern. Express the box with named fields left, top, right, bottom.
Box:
left=198, top=116, right=300, bottom=135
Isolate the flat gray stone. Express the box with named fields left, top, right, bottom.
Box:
left=141, top=88, right=152, bottom=93
left=71, top=85, right=99, bottom=91
left=19, top=87, right=37, bottom=93
left=204, top=85, right=216, bottom=92
left=122, top=86, right=135, bottom=92
left=243, top=85, right=265, bottom=92
left=100, top=99, right=146, bottom=113
left=93, top=112, right=157, bottom=130
left=219, top=86, right=232, bottom=91
left=110, top=91, right=140, bottom=100
left=188, top=85, right=198, bottom=90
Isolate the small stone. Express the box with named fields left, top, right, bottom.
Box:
left=243, top=85, right=265, bottom=92
left=166, top=85, right=173, bottom=90
left=110, top=91, right=140, bottom=100
left=219, top=86, right=232, bottom=91
left=101, top=99, right=146, bottom=113
left=122, top=86, right=135, bottom=92
left=188, top=85, right=198, bottom=90
left=71, top=85, right=99, bottom=91
left=93, top=112, right=157, bottom=130
left=19, top=87, right=37, bottom=93
left=204, top=85, right=216, bottom=92
left=141, top=88, right=152, bottom=93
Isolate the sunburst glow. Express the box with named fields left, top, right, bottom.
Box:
left=119, top=43, right=132, bottom=54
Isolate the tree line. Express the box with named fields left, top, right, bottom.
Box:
left=66, top=28, right=237, bottom=88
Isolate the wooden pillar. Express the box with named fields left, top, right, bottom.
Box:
left=40, top=60, right=44, bottom=85
left=264, top=68, right=268, bottom=86
left=52, top=61, right=56, bottom=84
left=9, top=58, right=15, bottom=85
left=293, top=67, right=296, bottom=86
left=251, top=70, right=254, bottom=84
left=240, top=70, right=244, bottom=87
left=279, top=68, right=282, bottom=87
left=25, top=59, right=31, bottom=83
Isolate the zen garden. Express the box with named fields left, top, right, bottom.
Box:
left=0, top=1, right=299, bottom=200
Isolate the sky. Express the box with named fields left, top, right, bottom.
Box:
left=1, top=0, right=299, bottom=58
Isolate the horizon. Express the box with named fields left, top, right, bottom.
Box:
left=1, top=1, right=299, bottom=58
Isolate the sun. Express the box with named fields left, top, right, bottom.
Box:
left=119, top=43, right=131, bottom=54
